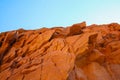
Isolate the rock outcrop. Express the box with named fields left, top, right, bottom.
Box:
left=0, top=22, right=120, bottom=80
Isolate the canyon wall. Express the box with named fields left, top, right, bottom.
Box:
left=0, top=22, right=120, bottom=80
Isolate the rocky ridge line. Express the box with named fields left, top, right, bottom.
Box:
left=0, top=22, right=120, bottom=80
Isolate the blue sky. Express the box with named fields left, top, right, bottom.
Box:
left=0, top=0, right=120, bottom=32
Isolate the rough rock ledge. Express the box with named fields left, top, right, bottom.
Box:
left=0, top=22, right=120, bottom=80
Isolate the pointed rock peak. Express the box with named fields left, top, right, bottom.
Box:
left=72, top=21, right=86, bottom=28
left=68, top=22, right=86, bottom=35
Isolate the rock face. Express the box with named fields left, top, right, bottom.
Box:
left=0, top=22, right=120, bottom=80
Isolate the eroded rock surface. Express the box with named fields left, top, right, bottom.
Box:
left=0, top=22, right=120, bottom=80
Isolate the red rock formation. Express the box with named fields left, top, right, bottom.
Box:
left=0, top=22, right=120, bottom=80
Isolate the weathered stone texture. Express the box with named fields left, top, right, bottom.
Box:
left=0, top=22, right=120, bottom=80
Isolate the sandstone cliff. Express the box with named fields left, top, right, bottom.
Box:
left=0, top=22, right=120, bottom=80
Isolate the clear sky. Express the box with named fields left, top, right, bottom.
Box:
left=0, top=0, right=120, bottom=32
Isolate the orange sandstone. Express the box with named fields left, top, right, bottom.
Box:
left=0, top=22, right=120, bottom=80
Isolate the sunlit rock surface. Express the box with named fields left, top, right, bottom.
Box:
left=0, top=22, right=120, bottom=80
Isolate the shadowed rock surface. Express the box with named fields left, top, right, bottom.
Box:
left=0, top=22, right=120, bottom=80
